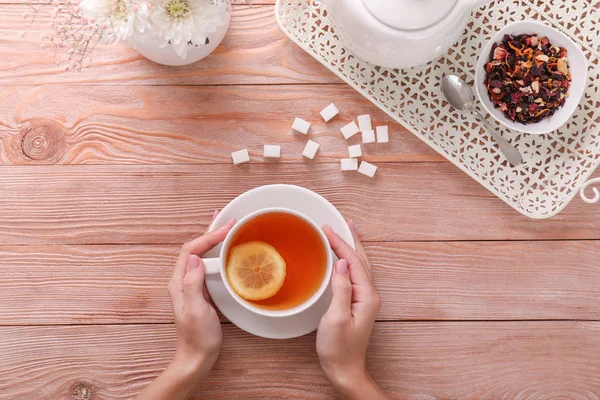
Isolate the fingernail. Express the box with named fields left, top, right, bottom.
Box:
left=211, top=209, right=219, bottom=221
left=347, top=219, right=356, bottom=231
left=187, top=255, right=200, bottom=271
left=323, top=224, right=331, bottom=231
left=335, top=259, right=348, bottom=274
left=220, top=219, right=236, bottom=231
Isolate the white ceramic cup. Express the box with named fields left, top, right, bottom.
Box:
left=202, top=207, right=333, bottom=318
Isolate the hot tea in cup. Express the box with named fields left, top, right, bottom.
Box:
left=226, top=211, right=328, bottom=310
left=202, top=208, right=333, bottom=318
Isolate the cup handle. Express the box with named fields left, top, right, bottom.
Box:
left=202, top=258, right=221, bottom=276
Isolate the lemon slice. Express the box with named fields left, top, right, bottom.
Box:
left=226, top=241, right=286, bottom=301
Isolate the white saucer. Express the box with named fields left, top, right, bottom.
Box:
left=205, top=184, right=355, bottom=339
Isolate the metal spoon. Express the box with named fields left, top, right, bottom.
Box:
left=441, top=75, right=523, bottom=166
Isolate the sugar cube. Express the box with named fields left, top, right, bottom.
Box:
left=320, top=103, right=339, bottom=122
left=362, top=130, right=375, bottom=144
left=358, top=161, right=377, bottom=178
left=340, top=121, right=360, bottom=139
left=340, top=158, right=358, bottom=171
left=357, top=114, right=372, bottom=132
left=231, top=149, right=250, bottom=165
left=302, top=140, right=320, bottom=159
left=348, top=144, right=362, bottom=158
left=292, top=117, right=311, bottom=134
left=376, top=126, right=389, bottom=143
left=263, top=145, right=281, bottom=158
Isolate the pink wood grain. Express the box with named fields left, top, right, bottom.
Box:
left=0, top=242, right=598, bottom=326
left=0, top=2, right=599, bottom=398
left=0, top=323, right=598, bottom=399
left=0, top=164, right=598, bottom=244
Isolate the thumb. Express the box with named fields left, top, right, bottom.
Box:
left=326, top=259, right=352, bottom=318
left=183, top=255, right=208, bottom=305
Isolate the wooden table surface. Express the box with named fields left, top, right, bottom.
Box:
left=1, top=2, right=600, bottom=399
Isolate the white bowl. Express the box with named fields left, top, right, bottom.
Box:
left=475, top=20, right=588, bottom=135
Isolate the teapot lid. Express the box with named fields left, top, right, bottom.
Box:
left=362, top=0, right=458, bottom=30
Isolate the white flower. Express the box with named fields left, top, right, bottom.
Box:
left=150, top=0, right=224, bottom=60
left=79, top=0, right=151, bottom=43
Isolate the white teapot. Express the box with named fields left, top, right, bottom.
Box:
left=319, top=0, right=493, bottom=68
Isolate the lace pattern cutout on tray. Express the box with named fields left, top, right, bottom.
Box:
left=276, top=0, right=600, bottom=219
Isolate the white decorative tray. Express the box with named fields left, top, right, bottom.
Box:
left=275, top=0, right=600, bottom=219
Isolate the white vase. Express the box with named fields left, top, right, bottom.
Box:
left=131, top=2, right=231, bottom=66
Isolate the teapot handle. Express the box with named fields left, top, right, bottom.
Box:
left=580, top=178, right=600, bottom=204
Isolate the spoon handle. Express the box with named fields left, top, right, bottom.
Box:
left=472, top=110, right=523, bottom=166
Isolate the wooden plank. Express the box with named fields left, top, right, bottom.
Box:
left=0, top=241, right=599, bottom=325
left=370, top=240, right=600, bottom=321
left=0, top=4, right=337, bottom=85
left=0, top=322, right=598, bottom=399
left=0, top=245, right=177, bottom=325
left=0, top=84, right=436, bottom=165
left=0, top=164, right=598, bottom=244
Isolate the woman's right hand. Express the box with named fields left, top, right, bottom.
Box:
left=317, top=222, right=388, bottom=400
